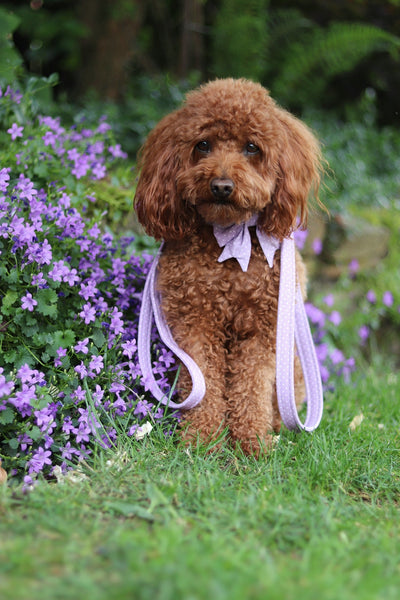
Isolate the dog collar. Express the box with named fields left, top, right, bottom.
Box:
left=137, top=233, right=323, bottom=432
left=213, top=215, right=280, bottom=272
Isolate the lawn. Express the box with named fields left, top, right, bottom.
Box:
left=1, top=360, right=399, bottom=600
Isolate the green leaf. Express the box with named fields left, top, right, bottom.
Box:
left=28, top=426, right=42, bottom=442
left=3, top=349, right=16, bottom=364
left=0, top=406, right=14, bottom=425
left=8, top=438, right=19, bottom=450
left=24, top=323, right=40, bottom=338
left=36, top=288, right=58, bottom=317
left=91, top=328, right=106, bottom=348
left=1, top=290, right=18, bottom=315
left=6, top=269, right=19, bottom=284
left=31, top=395, right=51, bottom=410
left=52, top=330, right=76, bottom=351
left=0, top=8, right=21, bottom=36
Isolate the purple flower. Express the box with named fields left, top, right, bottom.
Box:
left=10, top=384, right=36, bottom=416
left=63, top=268, right=80, bottom=286
left=293, top=228, right=308, bottom=250
left=348, top=259, right=359, bottom=276
left=21, top=292, right=38, bottom=312
left=305, top=303, right=326, bottom=327
left=48, top=260, right=70, bottom=282
left=312, top=238, right=323, bottom=255
left=330, top=348, right=345, bottom=365
left=158, top=348, right=175, bottom=368
left=91, top=162, right=106, bottom=180
left=383, top=291, right=394, bottom=307
left=28, top=447, right=52, bottom=473
left=18, top=433, right=33, bottom=452
left=31, top=272, right=47, bottom=287
left=329, top=311, right=342, bottom=326
left=31, top=239, right=53, bottom=265
left=323, top=294, right=334, bottom=307
left=62, top=416, right=75, bottom=434
left=316, top=343, right=328, bottom=363
left=34, top=407, right=56, bottom=433
left=15, top=174, right=37, bottom=200
left=7, top=122, right=24, bottom=140
left=71, top=154, right=90, bottom=179
left=89, top=355, right=104, bottom=375
left=87, top=223, right=101, bottom=238
left=358, top=325, right=370, bottom=342
left=110, top=308, right=124, bottom=334
left=0, top=370, right=14, bottom=398
left=108, top=144, right=127, bottom=159
left=54, top=347, right=67, bottom=367
left=366, top=290, right=376, bottom=304
left=61, top=442, right=80, bottom=460
left=17, top=364, right=36, bottom=383
left=79, top=303, right=96, bottom=324
left=92, top=384, right=104, bottom=404
left=74, top=338, right=89, bottom=354
left=75, top=421, right=91, bottom=444
left=97, top=122, right=111, bottom=134
left=42, top=131, right=58, bottom=147
left=74, top=362, right=88, bottom=379
left=79, top=281, right=98, bottom=300
left=71, top=385, right=86, bottom=402
left=0, top=167, right=10, bottom=192
left=134, top=399, right=151, bottom=417
left=121, top=339, right=137, bottom=359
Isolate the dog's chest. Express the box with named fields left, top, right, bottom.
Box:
left=158, top=234, right=280, bottom=336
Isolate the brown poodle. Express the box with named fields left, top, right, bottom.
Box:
left=135, top=78, right=322, bottom=454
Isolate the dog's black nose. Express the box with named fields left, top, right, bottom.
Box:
left=210, top=178, right=235, bottom=200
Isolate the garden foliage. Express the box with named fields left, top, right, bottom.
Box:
left=0, top=81, right=398, bottom=483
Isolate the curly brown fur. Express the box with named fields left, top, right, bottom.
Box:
left=135, top=78, right=323, bottom=455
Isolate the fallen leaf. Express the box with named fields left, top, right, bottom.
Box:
left=135, top=421, right=153, bottom=440
left=349, top=413, right=364, bottom=431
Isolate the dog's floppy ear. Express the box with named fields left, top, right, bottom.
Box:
left=258, top=108, right=322, bottom=240
left=134, top=110, right=197, bottom=241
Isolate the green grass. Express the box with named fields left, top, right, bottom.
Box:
left=1, top=363, right=399, bottom=600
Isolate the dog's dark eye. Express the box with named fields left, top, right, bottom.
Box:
left=244, top=142, right=260, bottom=155
left=195, top=140, right=211, bottom=154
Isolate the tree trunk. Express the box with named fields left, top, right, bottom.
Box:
left=179, top=0, right=205, bottom=77
left=75, top=0, right=144, bottom=100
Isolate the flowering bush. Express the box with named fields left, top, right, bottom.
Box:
left=0, top=83, right=176, bottom=484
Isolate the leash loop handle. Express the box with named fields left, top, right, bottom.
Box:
left=276, top=237, right=323, bottom=431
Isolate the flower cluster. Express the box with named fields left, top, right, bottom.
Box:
left=0, top=87, right=176, bottom=482
left=0, top=174, right=177, bottom=480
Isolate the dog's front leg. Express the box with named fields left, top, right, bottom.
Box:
left=171, top=323, right=228, bottom=448
left=226, top=335, right=281, bottom=456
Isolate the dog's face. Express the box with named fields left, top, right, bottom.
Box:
left=176, top=128, right=277, bottom=228
left=135, top=78, right=322, bottom=240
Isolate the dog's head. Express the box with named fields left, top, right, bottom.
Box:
left=135, top=78, right=322, bottom=241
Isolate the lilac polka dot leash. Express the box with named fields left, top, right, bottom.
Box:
left=137, top=221, right=323, bottom=431
left=137, top=244, right=206, bottom=409
left=276, top=235, right=323, bottom=431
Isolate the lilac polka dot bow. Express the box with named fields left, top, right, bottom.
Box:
left=213, top=214, right=280, bottom=272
